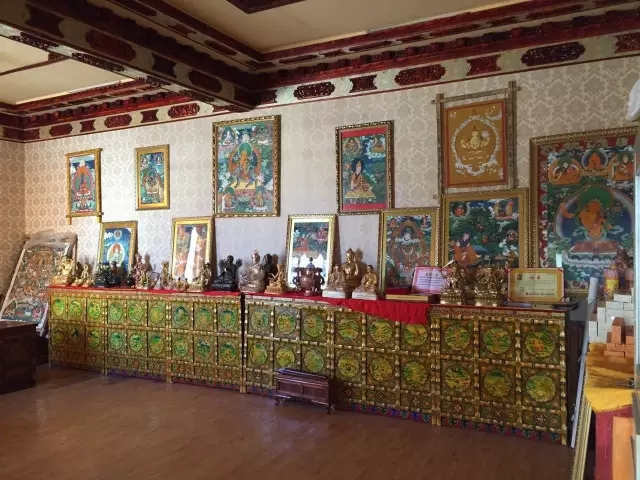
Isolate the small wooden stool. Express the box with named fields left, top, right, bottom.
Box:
left=274, top=368, right=333, bottom=413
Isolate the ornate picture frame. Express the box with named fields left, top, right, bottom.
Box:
left=65, top=148, right=102, bottom=223
left=170, top=216, right=213, bottom=282
left=336, top=121, right=394, bottom=214
left=378, top=208, right=440, bottom=293
left=135, top=144, right=170, bottom=210
left=531, top=127, right=635, bottom=296
left=440, top=188, right=529, bottom=268
left=435, top=82, right=517, bottom=195
left=213, top=115, right=280, bottom=217
left=97, top=221, right=138, bottom=276
left=284, top=214, right=337, bottom=288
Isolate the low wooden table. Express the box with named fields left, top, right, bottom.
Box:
left=274, top=369, right=333, bottom=413
left=0, top=321, right=36, bottom=394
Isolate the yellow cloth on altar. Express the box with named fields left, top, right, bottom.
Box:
left=584, top=343, right=634, bottom=413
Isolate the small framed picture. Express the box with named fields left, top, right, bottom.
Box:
left=66, top=148, right=102, bottom=223
left=135, top=145, right=170, bottom=210
left=170, top=217, right=214, bottom=282
left=97, top=221, right=138, bottom=276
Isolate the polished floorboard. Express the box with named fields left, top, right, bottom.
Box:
left=0, top=366, right=573, bottom=480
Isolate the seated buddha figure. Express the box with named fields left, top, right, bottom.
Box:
left=353, top=265, right=380, bottom=300
left=238, top=250, right=266, bottom=293
left=322, top=265, right=347, bottom=298
left=340, top=248, right=364, bottom=292
left=345, top=158, right=376, bottom=199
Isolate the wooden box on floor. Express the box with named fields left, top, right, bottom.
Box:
left=0, top=321, right=36, bottom=394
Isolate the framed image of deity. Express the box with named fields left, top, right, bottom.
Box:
left=284, top=214, right=337, bottom=288
left=531, top=127, right=635, bottom=296
left=213, top=115, right=280, bottom=217
left=435, top=81, right=517, bottom=195
left=336, top=121, right=393, bottom=214
left=441, top=188, right=529, bottom=268
left=135, top=145, right=170, bottom=210
left=170, top=216, right=213, bottom=282
left=378, top=208, right=440, bottom=292
left=65, top=148, right=102, bottom=223
left=97, top=221, right=138, bottom=276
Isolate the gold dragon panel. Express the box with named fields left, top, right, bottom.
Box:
left=49, top=294, right=66, bottom=321
left=107, top=300, right=126, bottom=326
left=300, top=309, right=328, bottom=343
left=366, top=317, right=397, bottom=351
left=274, top=307, right=300, bottom=340
left=86, top=326, right=104, bottom=354
left=193, top=303, right=215, bottom=332
left=441, top=359, right=476, bottom=399
left=66, top=323, right=86, bottom=352
left=86, top=297, right=104, bottom=325
left=67, top=297, right=86, bottom=323
left=127, top=329, right=147, bottom=358
left=274, top=341, right=299, bottom=370
left=217, top=303, right=241, bottom=334
left=366, top=352, right=397, bottom=389
left=400, top=356, right=430, bottom=392
left=301, top=345, right=327, bottom=376
left=520, top=323, right=563, bottom=366
left=127, top=300, right=147, bottom=327
left=218, top=338, right=241, bottom=367
left=50, top=323, right=66, bottom=349
left=147, top=330, right=166, bottom=359
left=172, top=333, right=193, bottom=363
left=247, top=304, right=272, bottom=336
left=479, top=321, right=516, bottom=361
left=479, top=364, right=516, bottom=404
left=107, top=328, right=126, bottom=355
left=148, top=301, right=167, bottom=328
left=521, top=367, right=564, bottom=411
left=247, top=338, right=272, bottom=371
left=440, top=318, right=474, bottom=358
left=335, top=312, right=363, bottom=347
left=171, top=302, right=193, bottom=330
left=335, top=349, right=362, bottom=384
left=401, top=323, right=430, bottom=353
left=193, top=334, right=215, bottom=364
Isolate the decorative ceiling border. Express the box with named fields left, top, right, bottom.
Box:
left=2, top=30, right=638, bottom=143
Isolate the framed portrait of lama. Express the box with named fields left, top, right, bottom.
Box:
left=436, top=82, right=517, bottom=195
left=336, top=121, right=393, bottom=214
left=531, top=127, right=635, bottom=296
left=65, top=148, right=102, bottom=223
left=213, top=115, right=280, bottom=217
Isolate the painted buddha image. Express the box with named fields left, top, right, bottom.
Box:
left=458, top=125, right=493, bottom=170
left=609, top=151, right=634, bottom=181
left=227, top=142, right=261, bottom=189
left=143, top=168, right=162, bottom=203
left=220, top=127, right=235, bottom=146
left=387, top=218, right=430, bottom=286
left=107, top=242, right=124, bottom=267
left=345, top=157, right=375, bottom=199
left=548, top=154, right=582, bottom=185
left=72, top=161, right=94, bottom=209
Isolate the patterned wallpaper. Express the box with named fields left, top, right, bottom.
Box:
left=0, top=140, right=24, bottom=294
left=18, top=57, right=640, bottom=278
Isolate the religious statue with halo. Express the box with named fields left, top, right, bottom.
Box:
left=265, top=263, right=289, bottom=294
left=238, top=250, right=266, bottom=293
left=322, top=248, right=364, bottom=299
left=352, top=265, right=380, bottom=301
left=51, top=256, right=76, bottom=286
left=73, top=263, right=91, bottom=287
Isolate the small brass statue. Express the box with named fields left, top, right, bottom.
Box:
left=212, top=255, right=243, bottom=291
left=341, top=248, right=364, bottom=293
left=238, top=250, right=266, bottom=293
left=474, top=263, right=506, bottom=307
left=323, top=265, right=348, bottom=298
left=51, top=256, right=75, bottom=286
left=262, top=254, right=277, bottom=286
left=352, top=265, right=380, bottom=301
left=293, top=258, right=324, bottom=296
left=189, top=262, right=212, bottom=292
left=440, top=262, right=468, bottom=305
left=73, top=263, right=91, bottom=287
left=155, top=261, right=171, bottom=289
left=265, top=264, right=289, bottom=294
left=175, top=277, right=189, bottom=291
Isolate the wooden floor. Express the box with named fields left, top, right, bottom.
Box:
left=0, top=367, right=573, bottom=480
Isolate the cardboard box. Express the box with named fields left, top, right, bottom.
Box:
left=624, top=302, right=635, bottom=311
left=615, top=343, right=626, bottom=352
left=622, top=311, right=635, bottom=322
left=626, top=343, right=635, bottom=354
left=614, top=293, right=634, bottom=303
left=607, top=301, right=623, bottom=310
left=611, top=317, right=624, bottom=344
left=607, top=309, right=624, bottom=320
left=604, top=350, right=625, bottom=357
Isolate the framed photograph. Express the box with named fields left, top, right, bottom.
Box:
left=135, top=144, right=170, bottom=210
left=435, top=82, right=516, bottom=195
left=285, top=214, right=336, bottom=288
left=336, top=121, right=393, bottom=214
left=531, top=127, right=635, bottom=296
left=97, top=221, right=138, bottom=276
left=213, top=115, right=280, bottom=217
left=66, top=148, right=102, bottom=223
left=170, top=216, right=213, bottom=282
left=507, top=268, right=565, bottom=304
left=378, top=208, right=440, bottom=292
left=441, top=188, right=529, bottom=268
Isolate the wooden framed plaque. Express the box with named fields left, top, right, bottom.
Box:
left=507, top=268, right=565, bottom=303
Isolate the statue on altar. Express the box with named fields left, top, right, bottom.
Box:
left=189, top=262, right=212, bottom=292
left=156, top=261, right=171, bottom=289
left=474, top=263, right=505, bottom=307
left=238, top=250, right=266, bottom=293
left=293, top=258, right=324, bottom=296
left=73, top=263, right=91, bottom=287
left=352, top=265, right=380, bottom=301
left=265, top=264, right=289, bottom=294
left=262, top=254, right=277, bottom=285
left=212, top=255, right=243, bottom=291
left=341, top=248, right=364, bottom=291
left=440, top=262, right=468, bottom=305
left=322, top=265, right=347, bottom=298
left=51, top=256, right=75, bottom=286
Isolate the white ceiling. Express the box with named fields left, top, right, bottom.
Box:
left=161, top=0, right=527, bottom=51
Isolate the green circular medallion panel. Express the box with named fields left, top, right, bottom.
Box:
left=525, top=374, right=557, bottom=403
left=444, top=366, right=471, bottom=393
left=444, top=325, right=471, bottom=351
left=483, top=369, right=513, bottom=399
left=482, top=327, right=512, bottom=355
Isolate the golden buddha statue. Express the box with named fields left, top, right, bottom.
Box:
left=73, top=263, right=91, bottom=287
left=340, top=248, right=364, bottom=291
left=189, top=262, right=212, bottom=292
left=352, top=265, right=379, bottom=300
left=51, top=256, right=75, bottom=286
left=322, top=265, right=348, bottom=298
left=238, top=250, right=266, bottom=293
left=265, top=264, right=288, bottom=294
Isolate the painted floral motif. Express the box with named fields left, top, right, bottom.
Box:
left=444, top=324, right=471, bottom=351
left=303, top=349, right=324, bottom=373
left=483, top=369, right=512, bottom=398
left=302, top=313, right=324, bottom=338
left=276, top=346, right=296, bottom=368
left=526, top=373, right=557, bottom=403
left=482, top=326, right=512, bottom=355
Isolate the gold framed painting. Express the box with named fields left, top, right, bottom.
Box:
left=435, top=81, right=517, bottom=195
left=336, top=121, right=393, bottom=214
left=65, top=148, right=102, bottom=223
left=378, top=208, right=440, bottom=293
left=97, top=221, right=138, bottom=276
left=135, top=144, right=170, bottom=210
left=284, top=214, right=337, bottom=288
left=440, top=188, right=529, bottom=268
left=213, top=115, right=280, bottom=217
left=170, top=216, right=214, bottom=282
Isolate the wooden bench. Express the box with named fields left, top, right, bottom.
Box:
left=274, top=368, right=333, bottom=413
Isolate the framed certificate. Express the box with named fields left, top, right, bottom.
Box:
left=507, top=268, right=564, bottom=303
left=411, top=266, right=451, bottom=295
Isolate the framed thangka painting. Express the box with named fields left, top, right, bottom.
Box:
left=441, top=188, right=529, bottom=268
left=135, top=145, right=169, bottom=210
left=171, top=217, right=213, bottom=282
left=378, top=208, right=440, bottom=292
left=285, top=215, right=336, bottom=288
left=336, top=121, right=393, bottom=214
left=213, top=115, right=280, bottom=217
left=97, top=221, right=137, bottom=276
left=531, top=127, right=636, bottom=296
left=436, top=82, right=516, bottom=195
left=66, top=148, right=102, bottom=223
